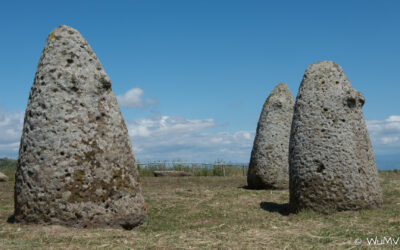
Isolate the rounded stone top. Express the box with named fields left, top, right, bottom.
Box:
left=36, top=24, right=109, bottom=92
left=48, top=25, right=80, bottom=37
left=305, top=60, right=343, bottom=73
left=44, top=25, right=90, bottom=51
left=299, top=61, right=353, bottom=92
left=265, top=82, right=293, bottom=107
left=271, top=82, right=291, bottom=96
left=54, top=25, right=77, bottom=31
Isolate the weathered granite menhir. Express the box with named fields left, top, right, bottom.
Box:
left=14, top=25, right=146, bottom=229
left=289, top=61, right=382, bottom=213
left=247, top=83, right=294, bottom=189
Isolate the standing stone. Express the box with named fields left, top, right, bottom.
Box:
left=247, top=83, right=294, bottom=189
left=289, top=61, right=382, bottom=213
left=14, top=25, right=146, bottom=229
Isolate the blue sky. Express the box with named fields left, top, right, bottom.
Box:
left=0, top=1, right=399, bottom=166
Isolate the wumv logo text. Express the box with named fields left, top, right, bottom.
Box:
left=366, top=237, right=399, bottom=245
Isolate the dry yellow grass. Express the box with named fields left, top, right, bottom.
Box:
left=0, top=171, right=399, bottom=249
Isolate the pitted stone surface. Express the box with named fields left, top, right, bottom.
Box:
left=14, top=25, right=146, bottom=229
left=289, top=61, right=382, bottom=212
left=247, top=83, right=294, bottom=189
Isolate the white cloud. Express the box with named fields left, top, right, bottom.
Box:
left=116, top=88, right=144, bottom=108
left=128, top=114, right=400, bottom=162
left=126, top=115, right=254, bottom=162
left=145, top=98, right=159, bottom=107
left=116, top=87, right=158, bottom=109
left=3, top=106, right=397, bottom=163
left=367, top=115, right=400, bottom=154
left=387, top=116, right=400, bottom=122
left=0, top=109, right=254, bottom=162
left=127, top=115, right=215, bottom=138
left=0, top=142, right=20, bottom=151
left=0, top=110, right=24, bottom=157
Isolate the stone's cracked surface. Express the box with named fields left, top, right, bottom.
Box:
left=14, top=25, right=146, bottom=229
left=247, top=83, right=294, bottom=189
left=289, top=61, right=382, bottom=213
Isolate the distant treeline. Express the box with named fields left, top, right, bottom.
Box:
left=0, top=158, right=17, bottom=170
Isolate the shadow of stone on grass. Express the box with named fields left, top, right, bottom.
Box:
left=7, top=214, right=15, bottom=223
left=260, top=202, right=291, bottom=216
left=238, top=185, right=266, bottom=190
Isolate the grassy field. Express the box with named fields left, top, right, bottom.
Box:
left=0, top=170, right=399, bottom=249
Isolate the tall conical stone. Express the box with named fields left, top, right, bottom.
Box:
left=14, top=25, right=146, bottom=229
left=289, top=61, right=382, bottom=212
left=247, top=83, right=294, bottom=189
